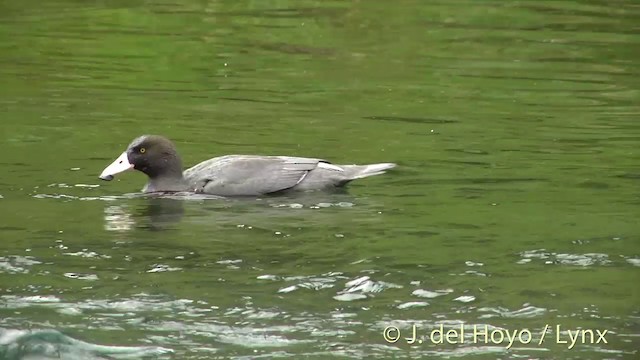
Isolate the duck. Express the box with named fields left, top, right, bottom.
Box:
left=99, top=135, right=396, bottom=196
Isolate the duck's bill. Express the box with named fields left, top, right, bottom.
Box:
left=99, top=152, right=133, bottom=181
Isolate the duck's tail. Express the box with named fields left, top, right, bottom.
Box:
left=344, top=163, right=396, bottom=180
left=343, top=162, right=396, bottom=180
left=297, top=161, right=396, bottom=190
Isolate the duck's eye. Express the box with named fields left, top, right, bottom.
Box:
left=139, top=147, right=146, bottom=154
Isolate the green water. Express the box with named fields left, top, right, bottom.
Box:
left=1, top=0, right=638, bottom=359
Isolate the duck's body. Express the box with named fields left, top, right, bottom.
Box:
left=99, top=135, right=396, bottom=196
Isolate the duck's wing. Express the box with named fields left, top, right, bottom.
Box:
left=183, top=155, right=333, bottom=196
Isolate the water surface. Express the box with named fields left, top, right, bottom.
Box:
left=1, top=0, right=639, bottom=359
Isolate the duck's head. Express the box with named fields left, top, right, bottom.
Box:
left=99, top=135, right=183, bottom=181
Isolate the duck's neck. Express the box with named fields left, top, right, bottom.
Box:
left=143, top=175, right=189, bottom=193
left=142, top=154, right=188, bottom=193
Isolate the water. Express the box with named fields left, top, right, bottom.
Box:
left=1, top=0, right=639, bottom=359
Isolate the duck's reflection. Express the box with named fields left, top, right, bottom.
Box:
left=141, top=197, right=185, bottom=230
left=103, top=192, right=365, bottom=232
left=104, top=205, right=135, bottom=231
left=104, top=197, right=185, bottom=232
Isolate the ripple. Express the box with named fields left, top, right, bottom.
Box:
left=74, top=184, right=101, bottom=188
left=64, top=250, right=111, bottom=259
left=453, top=295, right=476, bottom=303
left=46, top=183, right=102, bottom=189
left=333, top=293, right=368, bottom=302
left=556, top=253, right=611, bottom=266
left=427, top=345, right=508, bottom=357
left=397, top=301, right=429, bottom=309
left=32, top=193, right=78, bottom=200
left=217, top=332, right=313, bottom=348
left=477, top=305, right=547, bottom=318
left=412, top=289, right=453, bottom=298
left=20, top=295, right=61, bottom=303
left=518, top=249, right=612, bottom=266
left=0, top=328, right=173, bottom=359
left=0, top=256, right=41, bottom=274
left=465, top=261, right=484, bottom=267
left=64, top=273, right=99, bottom=281
left=264, top=272, right=348, bottom=294
left=245, top=310, right=281, bottom=320
left=625, top=258, right=640, bottom=267
left=270, top=201, right=355, bottom=209
left=343, top=276, right=403, bottom=293
left=256, top=274, right=279, bottom=281
left=153, top=319, right=315, bottom=350
left=463, top=270, right=488, bottom=277
left=216, top=259, right=243, bottom=265
left=147, top=264, right=183, bottom=273
left=33, top=192, right=221, bottom=202
left=277, top=285, right=298, bottom=294
left=1, top=294, right=196, bottom=313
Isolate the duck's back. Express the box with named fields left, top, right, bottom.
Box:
left=183, top=155, right=327, bottom=196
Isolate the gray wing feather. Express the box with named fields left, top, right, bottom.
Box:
left=184, top=155, right=324, bottom=196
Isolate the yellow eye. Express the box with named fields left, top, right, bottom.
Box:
left=139, top=147, right=146, bottom=154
